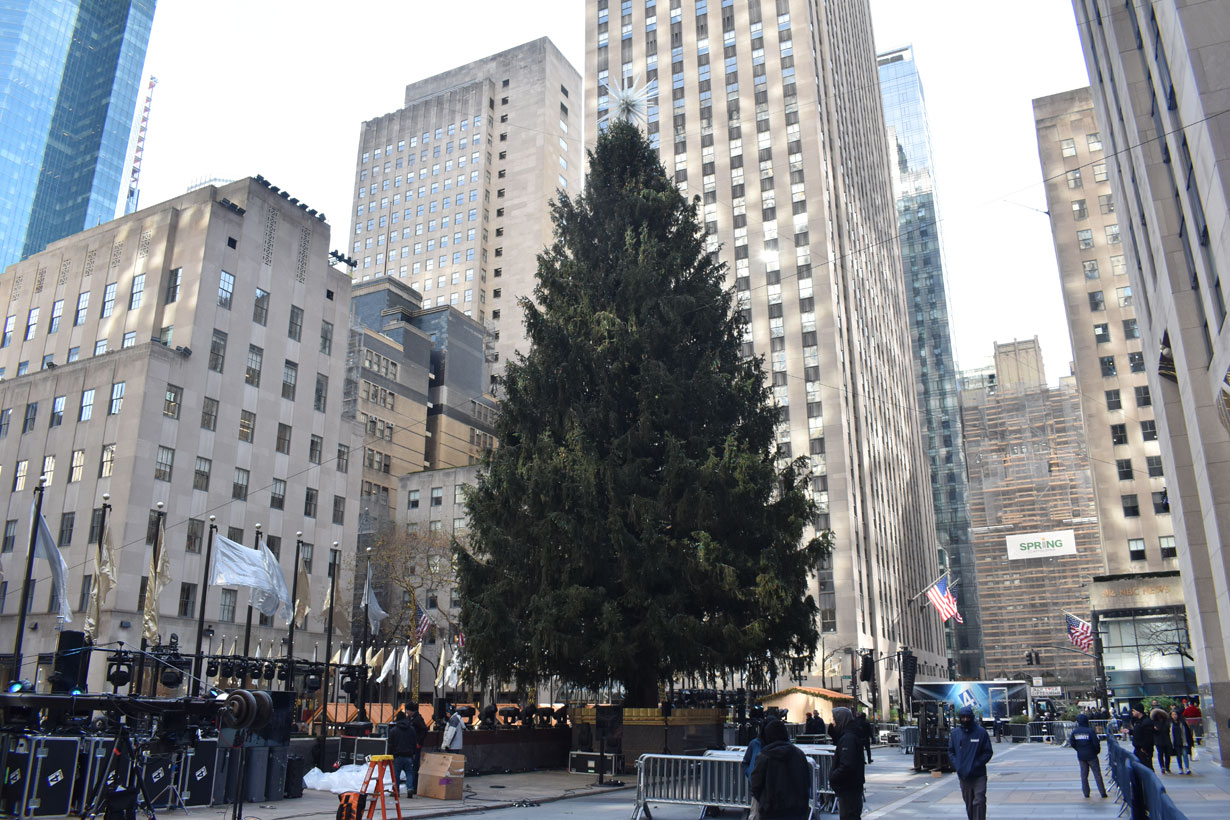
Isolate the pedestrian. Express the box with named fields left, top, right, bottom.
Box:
left=1130, top=704, right=1155, bottom=770
left=856, top=711, right=873, bottom=764
left=1169, top=709, right=1194, bottom=774
left=407, top=702, right=428, bottom=794
left=742, top=722, right=765, bottom=819
left=387, top=710, right=419, bottom=799
left=947, top=706, right=993, bottom=820
left=1068, top=713, right=1107, bottom=798
left=749, top=719, right=811, bottom=820
left=814, top=713, right=826, bottom=739
left=442, top=704, right=465, bottom=751
left=829, top=707, right=866, bottom=820
left=1152, top=708, right=1173, bottom=773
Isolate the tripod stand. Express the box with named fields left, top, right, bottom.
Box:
left=82, top=724, right=160, bottom=820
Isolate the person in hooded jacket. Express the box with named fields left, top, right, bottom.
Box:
left=387, top=710, right=419, bottom=798
left=1130, top=704, right=1155, bottom=769
left=947, top=706, right=993, bottom=820
left=1152, top=708, right=1174, bottom=772
left=750, top=719, right=811, bottom=820
left=1170, top=708, right=1194, bottom=774
left=1068, top=713, right=1107, bottom=798
left=828, top=707, right=865, bottom=820
left=856, top=712, right=874, bottom=763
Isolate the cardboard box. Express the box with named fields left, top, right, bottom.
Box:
left=416, top=752, right=465, bottom=800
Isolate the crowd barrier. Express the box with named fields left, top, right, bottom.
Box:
left=1104, top=730, right=1190, bottom=820
left=630, top=753, right=826, bottom=820
left=1050, top=721, right=1076, bottom=746
left=899, top=725, right=919, bottom=754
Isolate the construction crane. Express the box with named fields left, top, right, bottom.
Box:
left=124, top=76, right=158, bottom=215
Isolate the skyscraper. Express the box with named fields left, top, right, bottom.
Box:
left=349, top=38, right=582, bottom=388
left=878, top=46, right=983, bottom=680
left=0, top=0, right=156, bottom=269
left=1071, top=0, right=1230, bottom=761
left=1034, top=87, right=1191, bottom=711
left=586, top=0, right=947, bottom=706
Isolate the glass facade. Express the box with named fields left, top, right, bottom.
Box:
left=878, top=47, right=984, bottom=678
left=0, top=0, right=155, bottom=269
left=1099, top=610, right=1197, bottom=707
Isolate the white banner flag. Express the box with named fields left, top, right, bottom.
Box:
left=211, top=536, right=292, bottom=622
left=31, top=501, right=71, bottom=622
left=363, top=564, right=388, bottom=633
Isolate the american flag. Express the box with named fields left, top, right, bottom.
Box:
left=925, top=577, right=964, bottom=624
left=456, top=630, right=466, bottom=649
left=1066, top=613, right=1094, bottom=652
left=415, top=606, right=432, bottom=639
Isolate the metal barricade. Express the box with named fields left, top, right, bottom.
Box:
left=1050, top=721, right=1076, bottom=745
left=1027, top=721, right=1051, bottom=742
left=633, top=753, right=822, bottom=820
left=899, top=725, right=919, bottom=754
left=1089, top=719, right=1109, bottom=736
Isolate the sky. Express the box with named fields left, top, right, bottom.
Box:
left=136, top=0, right=1091, bottom=383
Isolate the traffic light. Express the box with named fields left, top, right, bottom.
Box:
left=859, top=652, right=875, bottom=682
left=901, top=650, right=918, bottom=695
left=1025, top=652, right=1033, bottom=666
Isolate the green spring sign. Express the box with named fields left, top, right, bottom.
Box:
left=1006, top=529, right=1077, bottom=560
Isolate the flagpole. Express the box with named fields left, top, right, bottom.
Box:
left=318, top=542, right=338, bottom=764
left=356, top=546, right=371, bottom=724
left=243, top=523, right=262, bottom=659
left=12, top=477, right=47, bottom=679
left=88, top=492, right=112, bottom=644
left=192, top=515, right=218, bottom=696
left=285, top=531, right=303, bottom=692
left=136, top=503, right=166, bottom=697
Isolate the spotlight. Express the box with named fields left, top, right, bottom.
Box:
left=7, top=680, right=32, bottom=693
left=276, top=663, right=288, bottom=682
left=206, top=659, right=220, bottom=677
left=160, top=665, right=184, bottom=689
left=340, top=674, right=357, bottom=695
left=106, top=656, right=132, bottom=688
left=262, top=662, right=275, bottom=681
left=305, top=673, right=321, bottom=693
left=220, top=659, right=234, bottom=678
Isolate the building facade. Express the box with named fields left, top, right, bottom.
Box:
left=349, top=38, right=583, bottom=388
left=1071, top=0, right=1230, bottom=761
left=0, top=0, right=156, bottom=269
left=0, top=178, right=360, bottom=693
left=585, top=0, right=947, bottom=709
left=878, top=45, right=983, bottom=680
left=1035, top=87, right=1192, bottom=709
left=960, top=340, right=1102, bottom=690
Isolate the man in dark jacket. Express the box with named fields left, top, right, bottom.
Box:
left=947, top=706, right=993, bottom=820
left=828, top=707, right=865, bottom=820
left=387, top=711, right=418, bottom=798
left=1069, top=713, right=1107, bottom=798
left=750, top=719, right=811, bottom=820
left=407, top=702, right=429, bottom=791
left=1130, top=704, right=1155, bottom=770
left=856, top=712, right=874, bottom=763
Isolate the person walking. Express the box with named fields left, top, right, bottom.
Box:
left=814, top=714, right=826, bottom=739
left=1170, top=708, right=1194, bottom=774
left=442, top=704, right=465, bottom=751
left=948, top=706, right=993, bottom=820
left=1068, top=713, right=1107, bottom=798
left=856, top=712, right=873, bottom=764
left=750, top=719, right=812, bottom=820
left=407, top=702, right=428, bottom=795
left=742, top=722, right=765, bottom=818
left=387, top=710, right=419, bottom=798
left=829, top=707, right=866, bottom=820
left=1152, top=708, right=1173, bottom=773
left=1130, top=704, right=1155, bottom=770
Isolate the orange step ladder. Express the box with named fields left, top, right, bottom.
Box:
left=360, top=754, right=403, bottom=820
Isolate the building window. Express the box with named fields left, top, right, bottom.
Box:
left=1, top=520, right=15, bottom=552
left=1071, top=199, right=1088, bottom=220
left=69, top=450, right=84, bottom=483
left=186, top=518, right=204, bottom=553
left=1122, top=318, right=1139, bottom=339
left=98, top=444, right=115, bottom=477
left=217, top=271, right=234, bottom=308
left=314, top=374, right=328, bottom=411
left=59, top=513, right=75, bottom=546
left=22, top=403, right=37, bottom=433
left=1159, top=535, right=1177, bottom=558
left=1060, top=137, right=1077, bottom=157
left=1066, top=169, right=1082, bottom=188
left=1146, top=455, right=1164, bottom=477
left=232, top=468, right=250, bottom=500
left=48, top=300, right=62, bottom=333
left=304, top=487, right=318, bottom=518
left=1122, top=494, right=1140, bottom=517
left=253, top=288, right=270, bottom=325
left=1099, top=355, right=1116, bottom=377
left=121, top=331, right=136, bottom=349
left=193, top=456, right=211, bottom=491
left=88, top=508, right=104, bottom=544
left=309, top=434, right=323, bottom=464
left=163, top=385, right=182, bottom=419
left=1089, top=291, right=1105, bottom=311
left=1088, top=132, right=1103, bottom=151
left=1093, top=162, right=1107, bottom=182
left=238, top=410, right=256, bottom=443
left=129, top=273, right=145, bottom=310
left=1135, top=385, right=1151, bottom=406
left=282, top=360, right=298, bottom=400
left=288, top=305, right=304, bottom=341
left=1083, top=260, right=1099, bottom=279
left=201, top=397, right=218, bottom=431
left=101, top=282, right=117, bottom=317
left=276, top=423, right=291, bottom=454
left=337, top=444, right=350, bottom=473
left=320, top=321, right=334, bottom=355
left=431, top=487, right=443, bottom=506
left=41, top=455, right=54, bottom=486
left=0, top=408, right=8, bottom=437
left=1094, top=323, right=1110, bottom=344
left=1116, top=458, right=1133, bottom=480
left=154, top=446, right=174, bottom=481
left=245, top=345, right=263, bottom=386
left=1099, top=193, right=1115, bottom=214
left=1105, top=223, right=1121, bottom=245
left=332, top=495, right=346, bottom=525
left=1141, top=420, right=1158, bottom=441
left=12, top=460, right=26, bottom=491
left=1128, top=351, right=1145, bottom=373
left=209, top=330, right=228, bottom=372
left=177, top=582, right=197, bottom=617
left=408, top=489, right=420, bottom=509
left=108, top=382, right=125, bottom=415
left=1077, top=229, right=1094, bottom=249
left=219, top=589, right=237, bottom=622
left=1153, top=490, right=1170, bottom=514
left=165, top=268, right=181, bottom=303
left=1110, top=423, right=1128, bottom=445
left=74, top=292, right=89, bottom=325
left=50, top=396, right=64, bottom=427
left=271, top=478, right=286, bottom=510
left=1128, top=538, right=1146, bottom=561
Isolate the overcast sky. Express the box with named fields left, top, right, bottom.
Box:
left=137, top=1, right=1090, bottom=382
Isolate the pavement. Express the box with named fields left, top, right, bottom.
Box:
left=52, top=740, right=1230, bottom=819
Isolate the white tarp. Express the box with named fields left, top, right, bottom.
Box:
left=211, top=536, right=293, bottom=621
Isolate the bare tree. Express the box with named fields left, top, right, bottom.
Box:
left=1136, top=620, right=1193, bottom=662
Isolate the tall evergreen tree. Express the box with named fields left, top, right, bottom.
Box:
left=456, top=120, right=828, bottom=707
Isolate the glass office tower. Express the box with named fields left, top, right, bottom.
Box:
left=0, top=0, right=155, bottom=269
left=878, top=47, right=983, bottom=678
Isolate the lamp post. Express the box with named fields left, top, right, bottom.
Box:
left=318, top=542, right=339, bottom=764
left=356, top=546, right=372, bottom=724
left=285, top=532, right=303, bottom=692
left=192, top=515, right=218, bottom=696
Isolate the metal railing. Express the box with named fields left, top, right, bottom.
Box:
left=1105, top=730, right=1190, bottom=820
left=899, top=725, right=920, bottom=754
left=631, top=753, right=825, bottom=820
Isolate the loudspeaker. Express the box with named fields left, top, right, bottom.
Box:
left=50, top=630, right=90, bottom=694
left=284, top=755, right=305, bottom=799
